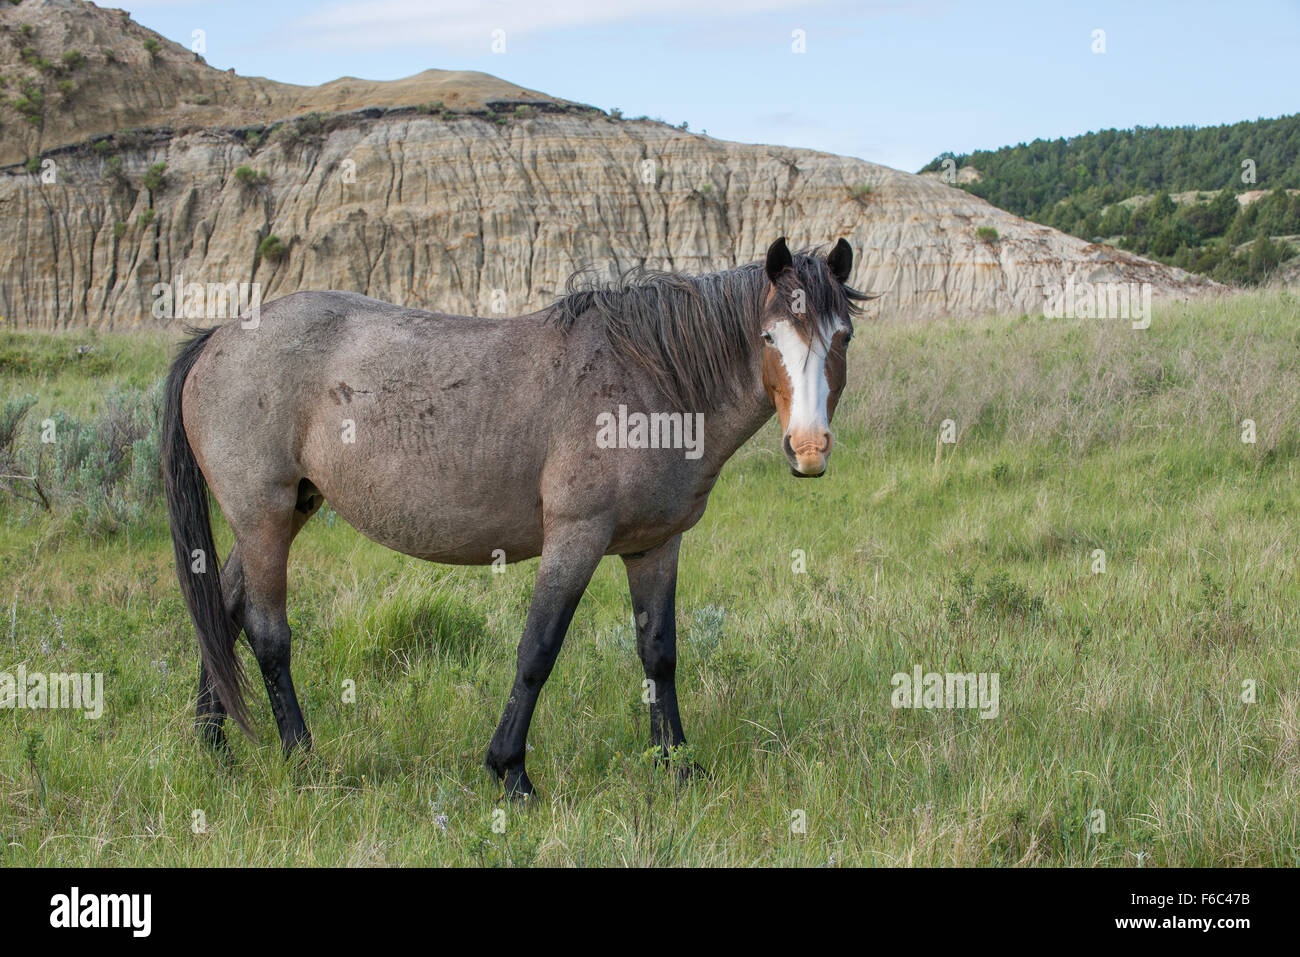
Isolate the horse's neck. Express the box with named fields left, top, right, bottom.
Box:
left=699, top=366, right=774, bottom=472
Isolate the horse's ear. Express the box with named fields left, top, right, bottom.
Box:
left=827, top=238, right=853, bottom=283
left=765, top=237, right=792, bottom=283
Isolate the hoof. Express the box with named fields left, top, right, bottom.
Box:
left=281, top=727, right=313, bottom=759
left=486, top=747, right=538, bottom=800
left=503, top=769, right=538, bottom=802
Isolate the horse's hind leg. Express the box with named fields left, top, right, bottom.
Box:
left=195, top=545, right=247, bottom=751
left=196, top=659, right=228, bottom=750
left=230, top=484, right=319, bottom=756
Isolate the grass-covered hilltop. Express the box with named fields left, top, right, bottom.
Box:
left=921, top=114, right=1300, bottom=285
left=3, top=289, right=1297, bottom=865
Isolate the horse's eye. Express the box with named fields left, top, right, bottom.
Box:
left=761, top=330, right=774, bottom=344
left=844, top=332, right=854, bottom=344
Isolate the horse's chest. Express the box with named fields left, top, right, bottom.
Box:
left=607, top=471, right=716, bottom=552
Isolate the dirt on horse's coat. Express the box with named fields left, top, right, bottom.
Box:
left=162, top=237, right=867, bottom=796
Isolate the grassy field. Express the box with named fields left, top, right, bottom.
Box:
left=2, top=289, right=1299, bottom=866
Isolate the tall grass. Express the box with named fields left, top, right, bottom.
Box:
left=0, top=290, right=1297, bottom=866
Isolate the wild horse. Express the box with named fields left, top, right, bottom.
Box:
left=162, top=237, right=867, bottom=796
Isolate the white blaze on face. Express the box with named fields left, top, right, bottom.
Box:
left=769, top=319, right=831, bottom=438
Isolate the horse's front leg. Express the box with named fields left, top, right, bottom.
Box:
left=485, top=522, right=608, bottom=798
left=622, top=534, right=697, bottom=774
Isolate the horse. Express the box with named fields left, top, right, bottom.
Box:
left=161, top=236, right=867, bottom=797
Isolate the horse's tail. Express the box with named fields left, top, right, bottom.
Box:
left=161, top=327, right=251, bottom=734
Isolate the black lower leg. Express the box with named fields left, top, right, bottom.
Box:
left=624, top=536, right=690, bottom=762
left=485, top=526, right=606, bottom=797
left=195, top=549, right=245, bottom=750
left=485, top=593, right=582, bottom=796
left=195, top=659, right=228, bottom=750
left=245, top=607, right=311, bottom=756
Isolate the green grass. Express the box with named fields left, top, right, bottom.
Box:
left=2, top=290, right=1299, bottom=866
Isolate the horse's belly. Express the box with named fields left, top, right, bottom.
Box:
left=302, top=429, right=545, bottom=565
left=293, top=373, right=553, bottom=563
left=321, top=482, right=544, bottom=565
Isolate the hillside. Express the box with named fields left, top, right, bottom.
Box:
left=920, top=115, right=1300, bottom=283
left=0, top=0, right=584, bottom=169
left=0, top=0, right=1216, bottom=329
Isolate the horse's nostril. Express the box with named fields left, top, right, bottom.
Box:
left=785, top=431, right=831, bottom=458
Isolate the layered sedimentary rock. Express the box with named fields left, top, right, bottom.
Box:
left=0, top=0, right=1216, bottom=329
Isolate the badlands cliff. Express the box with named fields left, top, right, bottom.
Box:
left=0, top=0, right=1216, bottom=329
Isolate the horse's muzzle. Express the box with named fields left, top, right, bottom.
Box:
left=784, top=430, right=831, bottom=477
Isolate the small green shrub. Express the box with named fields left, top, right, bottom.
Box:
left=20, top=47, right=53, bottom=72
left=976, top=569, right=1042, bottom=618
left=977, top=226, right=1000, bottom=243
left=233, top=165, right=267, bottom=187
left=0, top=393, right=37, bottom=455
left=11, top=83, right=44, bottom=119
left=277, top=112, right=329, bottom=148
left=685, top=605, right=727, bottom=663
left=1191, top=573, right=1253, bottom=648
left=0, top=385, right=163, bottom=531
left=141, top=162, right=166, bottom=192
left=103, top=155, right=128, bottom=188
left=946, top=568, right=1045, bottom=623
left=258, top=234, right=287, bottom=262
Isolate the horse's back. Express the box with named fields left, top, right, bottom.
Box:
left=250, top=289, right=473, bottom=339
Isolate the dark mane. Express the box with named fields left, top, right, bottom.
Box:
left=548, top=250, right=868, bottom=412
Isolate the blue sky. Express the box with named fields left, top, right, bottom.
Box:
left=122, top=0, right=1300, bottom=172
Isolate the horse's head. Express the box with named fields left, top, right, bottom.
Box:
left=759, top=237, right=857, bottom=478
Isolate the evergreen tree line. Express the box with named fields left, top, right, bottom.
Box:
left=920, top=115, right=1300, bottom=284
